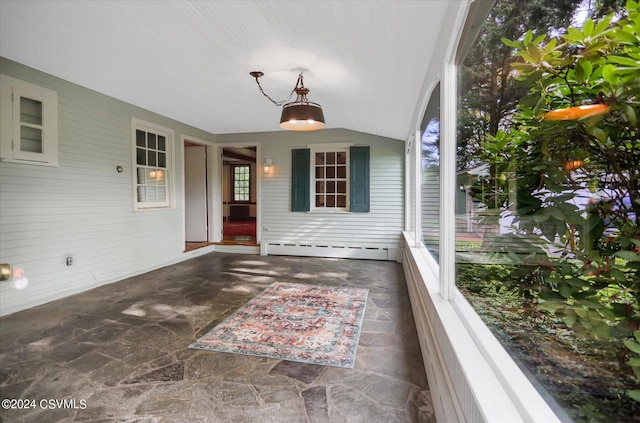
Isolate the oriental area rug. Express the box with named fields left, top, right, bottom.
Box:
left=190, top=282, right=368, bottom=368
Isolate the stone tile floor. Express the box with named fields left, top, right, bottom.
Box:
left=0, top=253, right=434, bottom=422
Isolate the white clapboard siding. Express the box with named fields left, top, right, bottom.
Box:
left=0, top=58, right=406, bottom=317
left=0, top=58, right=217, bottom=316
left=216, top=129, right=405, bottom=260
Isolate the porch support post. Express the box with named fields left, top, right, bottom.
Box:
left=439, top=61, right=457, bottom=301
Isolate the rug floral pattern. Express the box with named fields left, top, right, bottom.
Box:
left=190, top=282, right=368, bottom=368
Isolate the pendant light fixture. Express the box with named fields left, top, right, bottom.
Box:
left=250, top=71, right=325, bottom=131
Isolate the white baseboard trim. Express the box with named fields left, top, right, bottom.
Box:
left=212, top=244, right=261, bottom=255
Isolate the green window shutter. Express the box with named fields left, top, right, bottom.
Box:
left=350, top=146, right=370, bottom=212
left=291, top=148, right=310, bottom=211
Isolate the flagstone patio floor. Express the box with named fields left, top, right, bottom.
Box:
left=0, top=252, right=434, bottom=422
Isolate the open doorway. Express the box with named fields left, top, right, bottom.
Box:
left=221, top=146, right=257, bottom=245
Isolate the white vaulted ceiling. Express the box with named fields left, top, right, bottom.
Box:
left=0, top=1, right=452, bottom=140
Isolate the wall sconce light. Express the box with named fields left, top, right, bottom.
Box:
left=263, top=157, right=273, bottom=174
left=250, top=71, right=325, bottom=131
left=460, top=184, right=466, bottom=192
left=0, top=263, right=29, bottom=289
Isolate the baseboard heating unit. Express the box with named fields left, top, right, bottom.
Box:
left=263, top=242, right=399, bottom=261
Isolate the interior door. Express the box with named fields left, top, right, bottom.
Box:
left=185, top=145, right=208, bottom=242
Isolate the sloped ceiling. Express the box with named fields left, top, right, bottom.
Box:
left=0, top=1, right=453, bottom=140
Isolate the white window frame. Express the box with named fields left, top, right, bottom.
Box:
left=132, top=118, right=174, bottom=211
left=0, top=74, right=58, bottom=166
left=309, top=143, right=351, bottom=212
left=231, top=163, right=251, bottom=202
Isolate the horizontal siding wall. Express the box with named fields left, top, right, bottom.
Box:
left=0, top=59, right=406, bottom=317
left=0, top=58, right=216, bottom=316
left=216, top=129, right=405, bottom=260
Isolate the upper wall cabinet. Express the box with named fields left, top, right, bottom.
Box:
left=0, top=74, right=59, bottom=166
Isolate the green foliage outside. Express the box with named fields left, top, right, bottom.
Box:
left=458, top=263, right=639, bottom=421
left=459, top=0, right=640, bottom=420
left=457, top=0, right=579, bottom=173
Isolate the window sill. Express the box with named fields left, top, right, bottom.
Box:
left=1, top=157, right=59, bottom=167
left=306, top=209, right=352, bottom=214
left=134, top=205, right=173, bottom=212
left=401, top=231, right=561, bottom=422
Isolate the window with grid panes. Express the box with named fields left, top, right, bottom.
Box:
left=232, top=164, right=250, bottom=202
left=133, top=119, right=172, bottom=209
left=314, top=149, right=348, bottom=210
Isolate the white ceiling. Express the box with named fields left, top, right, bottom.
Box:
left=0, top=1, right=453, bottom=140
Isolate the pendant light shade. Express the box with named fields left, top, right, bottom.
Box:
left=250, top=71, right=326, bottom=131
left=280, top=100, right=325, bottom=131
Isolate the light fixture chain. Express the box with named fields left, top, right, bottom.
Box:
left=252, top=72, right=304, bottom=106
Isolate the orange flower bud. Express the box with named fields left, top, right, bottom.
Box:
left=542, top=104, right=610, bottom=120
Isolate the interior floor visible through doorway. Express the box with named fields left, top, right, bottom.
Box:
left=185, top=238, right=257, bottom=252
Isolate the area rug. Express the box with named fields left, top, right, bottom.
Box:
left=223, top=220, right=256, bottom=236
left=189, top=282, right=368, bottom=368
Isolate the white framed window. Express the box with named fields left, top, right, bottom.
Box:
left=232, top=164, right=251, bottom=202
left=0, top=74, right=58, bottom=166
left=132, top=118, right=173, bottom=210
left=291, top=143, right=368, bottom=213
left=311, top=144, right=349, bottom=211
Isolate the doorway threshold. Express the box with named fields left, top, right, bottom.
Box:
left=185, top=242, right=214, bottom=252
left=217, top=238, right=258, bottom=246
left=214, top=243, right=260, bottom=255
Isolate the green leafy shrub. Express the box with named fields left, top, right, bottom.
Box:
left=472, top=0, right=640, bottom=405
